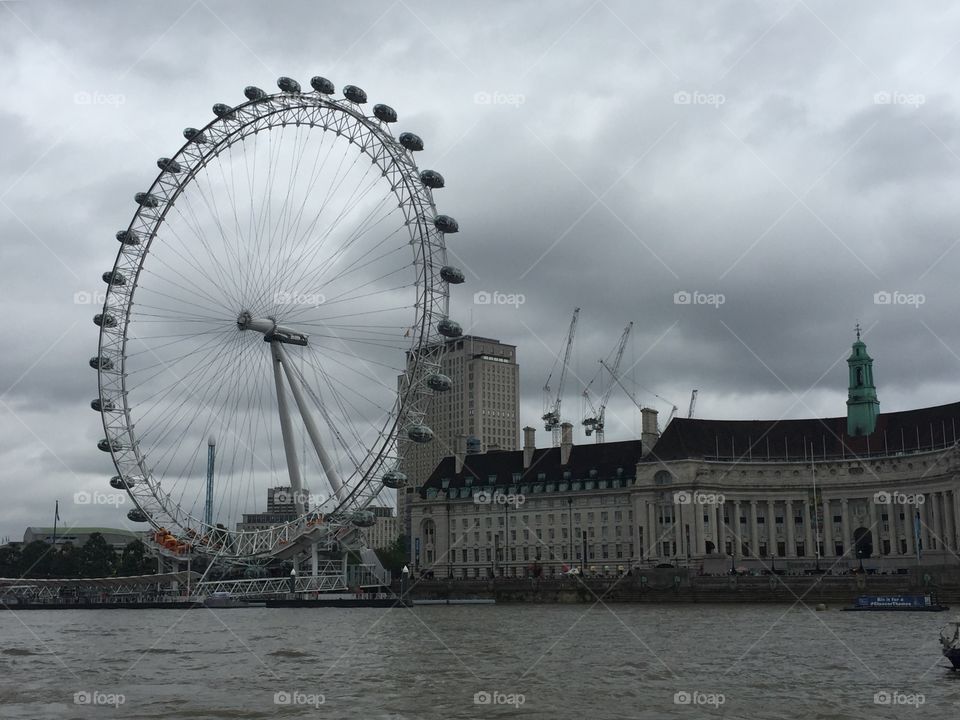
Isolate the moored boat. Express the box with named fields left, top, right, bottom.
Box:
left=940, top=617, right=960, bottom=669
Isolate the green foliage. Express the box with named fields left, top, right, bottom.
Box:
left=19, top=540, right=55, bottom=578
left=79, top=533, right=117, bottom=578
left=117, top=539, right=155, bottom=576
left=375, top=534, right=408, bottom=576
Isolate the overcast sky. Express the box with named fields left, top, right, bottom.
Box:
left=2, top=0, right=960, bottom=541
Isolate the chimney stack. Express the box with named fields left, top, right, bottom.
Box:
left=455, top=434, right=467, bottom=474
left=523, top=426, right=536, bottom=469
left=560, top=422, right=574, bottom=465
left=641, top=408, right=660, bottom=455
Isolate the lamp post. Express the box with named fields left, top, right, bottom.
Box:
left=288, top=567, right=297, bottom=595
left=581, top=531, right=587, bottom=576
left=567, top=497, right=573, bottom=571
left=400, top=564, right=410, bottom=604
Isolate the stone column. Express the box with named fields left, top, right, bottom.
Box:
left=918, top=496, right=930, bottom=552
left=953, top=489, right=960, bottom=552
left=632, top=496, right=643, bottom=563
left=932, top=492, right=943, bottom=552
left=730, top=500, right=743, bottom=558
left=749, top=500, right=759, bottom=558
left=823, top=498, right=834, bottom=557
left=713, top=501, right=723, bottom=555
left=840, top=498, right=851, bottom=558
left=786, top=499, right=796, bottom=557
left=905, top=503, right=915, bottom=557
left=867, top=499, right=878, bottom=557
left=673, top=503, right=684, bottom=561
left=647, top=501, right=658, bottom=561
left=886, top=494, right=898, bottom=556
left=767, top=499, right=777, bottom=556
left=803, top=499, right=814, bottom=557
left=943, top=490, right=956, bottom=552
left=691, top=500, right=703, bottom=558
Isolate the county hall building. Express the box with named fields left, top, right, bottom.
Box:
left=408, top=333, right=960, bottom=577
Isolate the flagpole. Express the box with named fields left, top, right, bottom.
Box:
left=52, top=500, right=59, bottom=548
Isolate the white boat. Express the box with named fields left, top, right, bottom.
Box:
left=939, top=617, right=960, bottom=670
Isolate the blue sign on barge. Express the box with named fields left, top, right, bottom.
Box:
left=843, top=594, right=949, bottom=612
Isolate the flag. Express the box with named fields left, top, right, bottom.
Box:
left=55, top=500, right=60, bottom=523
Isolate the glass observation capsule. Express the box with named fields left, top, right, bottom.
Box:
left=434, top=215, right=459, bottom=234
left=373, top=104, right=397, bottom=122
left=212, top=103, right=235, bottom=119
left=420, top=170, right=444, bottom=188
left=310, top=76, right=335, bottom=94
left=427, top=373, right=453, bottom=392
left=98, top=438, right=122, bottom=452
left=91, top=398, right=115, bottom=412
left=399, top=132, right=423, bottom=151
left=94, top=313, right=117, bottom=328
left=134, top=192, right=159, bottom=208
left=110, top=475, right=135, bottom=490
left=127, top=509, right=149, bottom=522
left=102, top=271, right=126, bottom=285
left=157, top=158, right=182, bottom=173
left=89, top=356, right=113, bottom=371
left=407, top=424, right=434, bottom=443
left=277, top=76, right=301, bottom=93
left=437, top=318, right=462, bottom=338
left=183, top=127, right=207, bottom=143
left=439, top=266, right=465, bottom=284
left=351, top=510, right=376, bottom=527
left=244, top=86, right=267, bottom=101
left=382, top=470, right=408, bottom=489
left=116, top=230, right=140, bottom=245
left=343, top=85, right=367, bottom=104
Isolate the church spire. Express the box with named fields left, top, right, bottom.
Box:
left=846, top=325, right=879, bottom=436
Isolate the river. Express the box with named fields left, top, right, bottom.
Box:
left=1, top=604, right=958, bottom=718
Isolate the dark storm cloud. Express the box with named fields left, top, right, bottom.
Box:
left=3, top=0, right=960, bottom=540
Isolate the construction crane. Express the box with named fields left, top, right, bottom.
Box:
left=582, top=322, right=632, bottom=443
left=687, top=389, right=698, bottom=418
left=542, top=307, right=580, bottom=446
left=600, top=359, right=678, bottom=432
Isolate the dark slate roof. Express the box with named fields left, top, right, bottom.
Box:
left=420, top=439, right=644, bottom=494
left=648, top=401, right=960, bottom=462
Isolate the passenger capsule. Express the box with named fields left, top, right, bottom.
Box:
left=110, top=475, right=134, bottom=490
left=420, top=170, right=444, bottom=188
left=373, top=103, right=397, bottom=122
left=127, top=508, right=149, bottom=522
left=183, top=127, right=207, bottom=143
left=90, top=398, right=116, bottom=412
left=277, top=76, right=301, bottom=93
left=399, top=132, right=424, bottom=151
left=134, top=192, right=159, bottom=208
left=351, top=510, right=376, bottom=528
left=89, top=356, right=114, bottom=371
left=156, top=157, right=182, bottom=173
left=427, top=373, right=453, bottom=392
left=212, top=103, right=235, bottom=119
left=343, top=85, right=367, bottom=104
left=116, top=230, right=140, bottom=246
left=102, top=271, right=126, bottom=286
left=98, top=438, right=122, bottom=453
left=310, top=76, right=335, bottom=94
left=382, top=470, right=408, bottom=489
left=437, top=318, right=462, bottom=338
left=440, top=265, right=465, bottom=284
left=407, top=424, right=434, bottom=443
left=94, top=313, right=117, bottom=328
left=244, top=86, right=267, bottom=101
left=434, top=215, right=459, bottom=234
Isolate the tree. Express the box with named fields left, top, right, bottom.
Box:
left=117, top=539, right=154, bottom=577
left=53, top=542, right=81, bottom=578
left=0, top=545, right=21, bottom=577
left=79, top=533, right=117, bottom=577
left=375, top=534, right=408, bottom=576
left=18, top=540, right=55, bottom=578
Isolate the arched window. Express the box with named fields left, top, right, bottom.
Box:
left=856, top=367, right=863, bottom=386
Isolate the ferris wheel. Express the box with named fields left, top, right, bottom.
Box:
left=91, top=76, right=466, bottom=560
